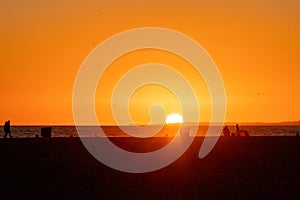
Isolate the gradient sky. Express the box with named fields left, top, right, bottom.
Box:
left=0, top=0, right=299, bottom=125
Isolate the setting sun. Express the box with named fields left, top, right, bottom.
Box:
left=166, top=113, right=184, bottom=124
left=0, top=1, right=299, bottom=126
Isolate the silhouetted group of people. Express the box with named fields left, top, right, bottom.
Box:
left=222, top=124, right=249, bottom=137
left=3, top=120, right=12, bottom=138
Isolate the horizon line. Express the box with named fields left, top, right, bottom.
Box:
left=7, top=120, right=300, bottom=126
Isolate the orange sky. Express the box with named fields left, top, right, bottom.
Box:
left=0, top=1, right=299, bottom=125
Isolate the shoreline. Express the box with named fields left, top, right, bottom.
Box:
left=2, top=125, right=300, bottom=138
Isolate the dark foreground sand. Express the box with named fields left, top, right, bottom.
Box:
left=0, top=137, right=299, bottom=199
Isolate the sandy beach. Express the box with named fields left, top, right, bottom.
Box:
left=0, top=137, right=299, bottom=199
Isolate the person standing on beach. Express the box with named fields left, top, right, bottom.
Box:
left=222, top=125, right=230, bottom=136
left=4, top=120, right=12, bottom=138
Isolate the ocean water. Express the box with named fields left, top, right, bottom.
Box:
left=0, top=125, right=299, bottom=138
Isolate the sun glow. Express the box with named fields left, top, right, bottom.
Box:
left=166, top=113, right=184, bottom=124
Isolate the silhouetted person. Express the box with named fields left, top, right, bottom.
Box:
left=296, top=131, right=299, bottom=137
left=230, top=132, right=235, bottom=136
left=245, top=131, right=249, bottom=137
left=222, top=125, right=230, bottom=137
left=236, top=124, right=240, bottom=136
left=4, top=120, right=12, bottom=138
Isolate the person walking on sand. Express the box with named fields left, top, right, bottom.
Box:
left=4, top=120, right=12, bottom=138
